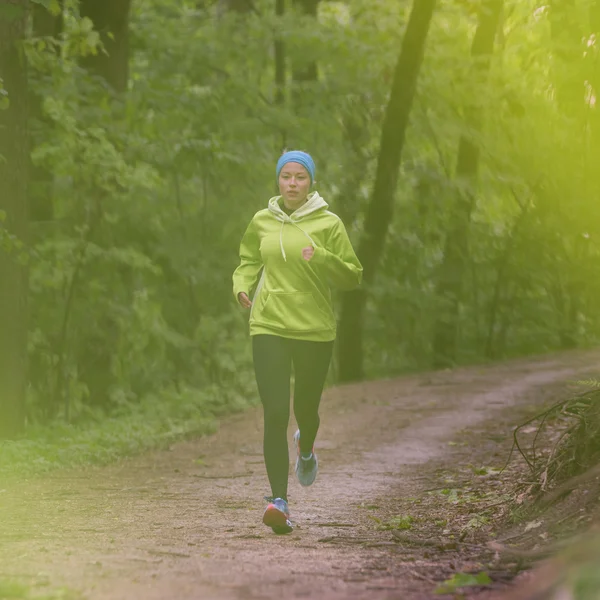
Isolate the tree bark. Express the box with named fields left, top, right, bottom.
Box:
left=29, top=2, right=62, bottom=222
left=591, top=0, right=600, bottom=32
left=549, top=0, right=582, bottom=112
left=217, top=0, right=254, bottom=15
left=0, top=0, right=30, bottom=438
left=70, top=0, right=131, bottom=412
left=292, top=0, right=318, bottom=82
left=337, top=0, right=436, bottom=382
left=484, top=194, right=530, bottom=358
left=547, top=0, right=587, bottom=349
left=431, top=0, right=503, bottom=368
left=290, top=0, right=319, bottom=114
left=79, top=0, right=132, bottom=93
left=590, top=1, right=600, bottom=113
left=274, top=0, right=286, bottom=153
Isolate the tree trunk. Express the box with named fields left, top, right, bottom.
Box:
left=431, top=0, right=503, bottom=368
left=484, top=195, right=530, bottom=358
left=591, top=0, right=600, bottom=33
left=337, top=97, right=371, bottom=226
left=547, top=0, right=586, bottom=349
left=590, top=1, right=600, bottom=126
left=29, top=2, right=62, bottom=222
left=79, top=0, right=132, bottom=93
left=217, top=0, right=254, bottom=15
left=274, top=0, right=286, bottom=153
left=337, top=0, right=436, bottom=382
left=72, top=0, right=131, bottom=412
left=0, top=0, right=30, bottom=438
left=549, top=0, right=582, bottom=112
left=291, top=0, right=318, bottom=82
left=290, top=0, right=319, bottom=114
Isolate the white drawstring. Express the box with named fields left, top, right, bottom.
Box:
left=292, top=220, right=317, bottom=246
left=278, top=217, right=317, bottom=262
left=279, top=220, right=287, bottom=262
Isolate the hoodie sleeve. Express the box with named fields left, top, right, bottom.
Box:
left=232, top=218, right=263, bottom=301
left=311, top=217, right=363, bottom=291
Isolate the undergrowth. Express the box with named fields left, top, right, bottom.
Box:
left=0, top=379, right=256, bottom=480
left=0, top=579, right=78, bottom=600
left=507, top=386, right=600, bottom=497
left=497, top=382, right=600, bottom=599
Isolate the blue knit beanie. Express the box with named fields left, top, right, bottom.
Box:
left=276, top=151, right=316, bottom=184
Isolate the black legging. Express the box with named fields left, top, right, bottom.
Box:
left=252, top=334, right=334, bottom=501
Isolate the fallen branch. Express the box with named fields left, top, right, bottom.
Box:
left=538, top=463, right=600, bottom=509
left=501, top=389, right=600, bottom=499
left=487, top=537, right=571, bottom=562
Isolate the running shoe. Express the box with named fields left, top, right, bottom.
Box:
left=263, top=497, right=293, bottom=534
left=293, top=429, right=318, bottom=487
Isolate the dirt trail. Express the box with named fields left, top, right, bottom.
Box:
left=1, top=351, right=600, bottom=600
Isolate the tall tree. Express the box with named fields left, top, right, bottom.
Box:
left=0, top=0, right=30, bottom=438
left=591, top=0, right=600, bottom=32
left=79, top=0, right=132, bottom=93
left=549, top=0, right=582, bottom=112
left=292, top=0, right=319, bottom=83
left=275, top=0, right=286, bottom=152
left=72, top=0, right=132, bottom=410
left=337, top=0, right=437, bottom=382
left=431, top=0, right=503, bottom=368
left=217, top=0, right=254, bottom=15
left=29, top=2, right=62, bottom=222
left=290, top=0, right=320, bottom=115
left=545, top=0, right=587, bottom=349
left=589, top=0, right=600, bottom=154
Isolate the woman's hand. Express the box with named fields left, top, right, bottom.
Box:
left=238, top=292, right=252, bottom=309
left=302, top=246, right=315, bottom=261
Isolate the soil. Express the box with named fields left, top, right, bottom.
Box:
left=1, top=350, right=600, bottom=600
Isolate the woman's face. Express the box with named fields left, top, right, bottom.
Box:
left=278, top=162, right=311, bottom=210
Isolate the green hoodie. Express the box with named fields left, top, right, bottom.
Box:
left=232, top=191, right=363, bottom=342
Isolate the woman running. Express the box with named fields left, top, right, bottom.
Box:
left=232, top=150, right=363, bottom=534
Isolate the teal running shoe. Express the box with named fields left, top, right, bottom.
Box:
left=293, top=429, right=318, bottom=487
left=263, top=497, right=293, bottom=534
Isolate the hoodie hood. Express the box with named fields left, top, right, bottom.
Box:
left=267, top=191, right=329, bottom=262
left=267, top=191, right=328, bottom=222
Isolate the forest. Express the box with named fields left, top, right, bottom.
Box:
left=0, top=0, right=598, bottom=443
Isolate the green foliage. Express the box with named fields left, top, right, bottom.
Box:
left=18, top=0, right=402, bottom=432
left=30, top=0, right=61, bottom=13
left=0, top=80, right=8, bottom=110
left=369, top=514, right=414, bottom=530
left=0, top=4, right=27, bottom=22
left=0, top=580, right=28, bottom=599
left=0, top=579, right=78, bottom=599
left=0, top=379, right=256, bottom=479
left=379, top=515, right=415, bottom=531
left=4, top=0, right=599, bottom=454
left=434, top=571, right=492, bottom=594
left=366, top=0, right=600, bottom=374
left=465, top=515, right=489, bottom=530
left=570, top=562, right=600, bottom=599
left=510, top=388, right=600, bottom=492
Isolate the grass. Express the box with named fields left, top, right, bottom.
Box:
left=369, top=514, right=415, bottom=531
left=0, top=579, right=79, bottom=599
left=434, top=571, right=492, bottom=595
left=508, top=387, right=600, bottom=496
left=0, top=381, right=257, bottom=481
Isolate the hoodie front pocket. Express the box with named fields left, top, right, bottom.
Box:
left=259, top=292, right=332, bottom=332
